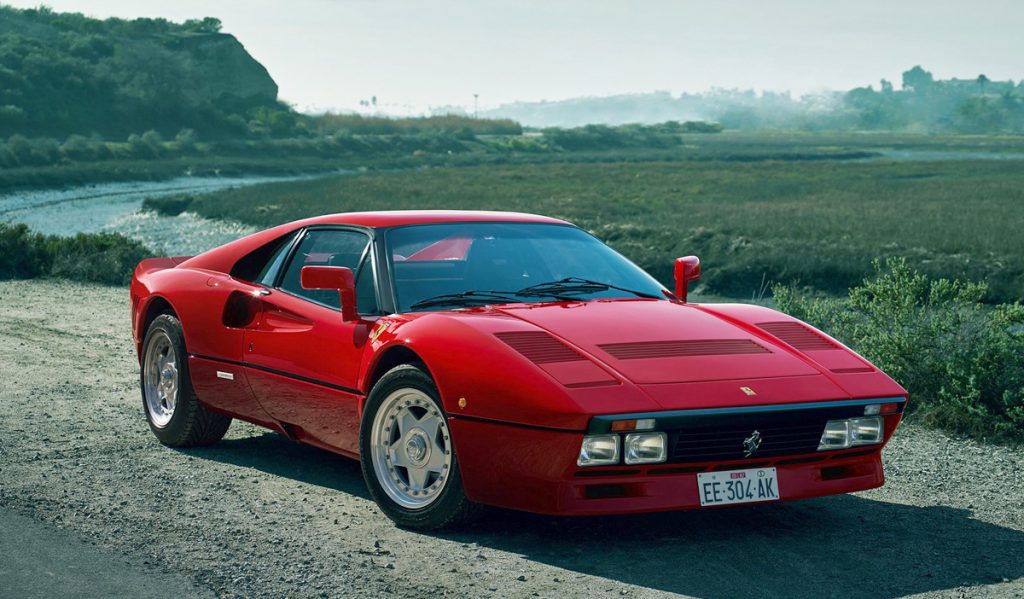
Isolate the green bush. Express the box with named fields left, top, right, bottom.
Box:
left=142, top=194, right=194, bottom=216
left=0, top=223, right=51, bottom=278
left=0, top=222, right=152, bottom=285
left=774, top=258, right=1024, bottom=441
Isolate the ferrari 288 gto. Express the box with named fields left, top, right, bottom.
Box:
left=130, top=211, right=906, bottom=529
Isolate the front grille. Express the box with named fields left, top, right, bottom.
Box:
left=670, top=417, right=827, bottom=463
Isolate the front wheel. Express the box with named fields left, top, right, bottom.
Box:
left=359, top=364, right=478, bottom=530
left=141, top=314, right=231, bottom=447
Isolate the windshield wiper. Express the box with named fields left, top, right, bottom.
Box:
left=409, top=290, right=524, bottom=310
left=409, top=287, right=583, bottom=310
left=516, top=277, right=662, bottom=299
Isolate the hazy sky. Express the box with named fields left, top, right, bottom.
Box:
left=5, top=0, right=1023, bottom=113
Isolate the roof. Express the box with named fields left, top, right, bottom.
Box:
left=180, top=210, right=573, bottom=274
left=292, top=210, right=570, bottom=228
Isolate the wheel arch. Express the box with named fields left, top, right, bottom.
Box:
left=136, top=295, right=177, bottom=358
left=363, top=344, right=432, bottom=395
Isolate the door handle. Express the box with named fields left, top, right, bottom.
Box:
left=257, top=289, right=272, bottom=296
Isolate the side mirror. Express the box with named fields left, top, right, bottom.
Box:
left=301, top=265, right=358, bottom=322
left=673, top=256, right=701, bottom=302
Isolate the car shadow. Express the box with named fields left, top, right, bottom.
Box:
left=440, top=497, right=1024, bottom=598
left=186, top=432, right=1024, bottom=598
left=184, top=431, right=371, bottom=501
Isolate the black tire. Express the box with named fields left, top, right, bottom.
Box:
left=359, top=363, right=479, bottom=530
left=140, top=313, right=231, bottom=447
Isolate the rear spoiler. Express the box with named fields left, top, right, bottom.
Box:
left=134, top=256, right=193, bottom=277
left=130, top=256, right=194, bottom=350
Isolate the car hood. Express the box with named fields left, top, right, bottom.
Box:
left=493, top=299, right=823, bottom=385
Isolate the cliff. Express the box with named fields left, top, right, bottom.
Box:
left=0, top=6, right=282, bottom=138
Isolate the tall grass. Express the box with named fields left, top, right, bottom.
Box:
left=307, top=113, right=522, bottom=136
left=172, top=158, right=1024, bottom=303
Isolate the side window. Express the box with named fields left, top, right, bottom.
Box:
left=256, top=233, right=297, bottom=286
left=279, top=229, right=377, bottom=312
left=231, top=231, right=297, bottom=283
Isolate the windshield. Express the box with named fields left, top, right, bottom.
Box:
left=387, top=222, right=667, bottom=312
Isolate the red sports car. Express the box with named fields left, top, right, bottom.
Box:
left=130, top=210, right=906, bottom=529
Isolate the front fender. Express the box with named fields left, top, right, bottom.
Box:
left=359, top=312, right=661, bottom=430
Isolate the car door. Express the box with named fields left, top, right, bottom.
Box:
left=242, top=227, right=380, bottom=456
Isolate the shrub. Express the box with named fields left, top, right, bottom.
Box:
left=60, top=134, right=96, bottom=161
left=541, top=123, right=682, bottom=151
left=142, top=194, right=194, bottom=216
left=774, top=258, right=1024, bottom=441
left=47, top=232, right=152, bottom=285
left=0, top=223, right=51, bottom=278
left=0, top=222, right=152, bottom=285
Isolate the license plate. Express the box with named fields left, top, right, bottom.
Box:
left=697, top=467, right=780, bottom=506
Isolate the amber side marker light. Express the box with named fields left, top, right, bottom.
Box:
left=864, top=402, right=899, bottom=416
left=610, top=418, right=656, bottom=432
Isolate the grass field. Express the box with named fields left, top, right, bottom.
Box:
left=166, top=141, right=1024, bottom=302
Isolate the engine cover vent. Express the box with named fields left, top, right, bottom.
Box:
left=599, top=339, right=770, bottom=360
left=757, top=321, right=839, bottom=351
left=494, top=331, right=585, bottom=364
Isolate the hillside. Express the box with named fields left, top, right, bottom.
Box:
left=0, top=6, right=281, bottom=139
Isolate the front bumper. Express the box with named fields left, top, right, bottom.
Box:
left=449, top=401, right=902, bottom=516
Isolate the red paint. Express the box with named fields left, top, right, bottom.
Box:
left=131, top=210, right=908, bottom=516
left=300, top=265, right=357, bottom=322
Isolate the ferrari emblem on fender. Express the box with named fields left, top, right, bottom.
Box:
left=370, top=321, right=389, bottom=343
left=743, top=430, right=763, bottom=457
left=740, top=386, right=757, bottom=396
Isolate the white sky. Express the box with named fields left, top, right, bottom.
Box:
left=4, top=0, right=1022, bottom=114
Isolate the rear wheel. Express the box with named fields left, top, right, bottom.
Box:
left=360, top=364, right=478, bottom=529
left=141, top=314, right=231, bottom=446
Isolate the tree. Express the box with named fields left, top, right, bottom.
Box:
left=182, top=17, right=222, bottom=34
left=977, top=74, right=990, bottom=95
left=902, top=65, right=934, bottom=92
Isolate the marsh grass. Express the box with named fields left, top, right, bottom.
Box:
left=175, top=157, right=1024, bottom=302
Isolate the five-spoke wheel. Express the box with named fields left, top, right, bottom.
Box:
left=370, top=388, right=453, bottom=509
left=140, top=313, right=231, bottom=446
left=143, top=330, right=178, bottom=428
left=360, top=363, right=478, bottom=529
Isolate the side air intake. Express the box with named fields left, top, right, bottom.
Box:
left=599, top=339, right=770, bottom=360
left=757, top=321, right=839, bottom=351
left=494, top=331, right=585, bottom=364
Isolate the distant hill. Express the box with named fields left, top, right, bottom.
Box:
left=0, top=6, right=282, bottom=139
left=482, top=67, right=1024, bottom=134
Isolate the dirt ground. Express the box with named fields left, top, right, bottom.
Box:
left=1, top=279, right=1022, bottom=599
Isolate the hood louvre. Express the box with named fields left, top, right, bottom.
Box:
left=757, top=321, right=839, bottom=351
left=599, top=339, right=770, bottom=360
left=494, top=331, right=585, bottom=364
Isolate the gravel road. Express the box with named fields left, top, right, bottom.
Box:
left=1, top=279, right=1022, bottom=599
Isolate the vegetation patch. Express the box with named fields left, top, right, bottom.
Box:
left=173, top=157, right=1024, bottom=303
left=0, top=223, right=152, bottom=285
left=774, top=259, right=1024, bottom=442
